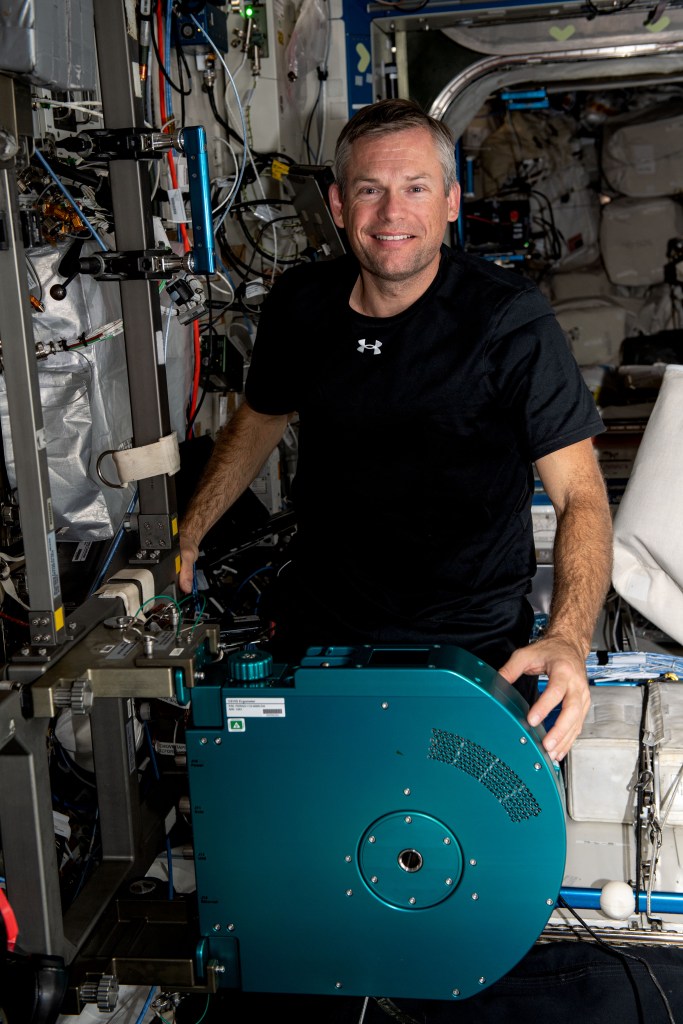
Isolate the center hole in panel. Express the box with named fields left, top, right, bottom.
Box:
left=398, top=848, right=423, bottom=873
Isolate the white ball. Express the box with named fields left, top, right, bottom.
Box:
left=599, top=880, right=636, bottom=920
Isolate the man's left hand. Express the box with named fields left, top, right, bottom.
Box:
left=497, top=637, right=590, bottom=762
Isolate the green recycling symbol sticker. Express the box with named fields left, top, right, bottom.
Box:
left=228, top=718, right=245, bottom=733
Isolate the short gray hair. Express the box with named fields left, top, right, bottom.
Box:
left=333, top=99, right=457, bottom=198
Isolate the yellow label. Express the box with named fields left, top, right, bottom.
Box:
left=272, top=159, right=290, bottom=181
left=54, top=606, right=65, bottom=631
left=175, top=555, right=181, bottom=574
left=172, top=516, right=178, bottom=536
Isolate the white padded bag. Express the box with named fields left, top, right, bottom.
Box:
left=612, top=364, right=683, bottom=642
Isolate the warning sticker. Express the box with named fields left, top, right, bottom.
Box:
left=225, top=697, right=285, bottom=719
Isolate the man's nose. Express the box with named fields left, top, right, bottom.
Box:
left=377, top=189, right=404, bottom=219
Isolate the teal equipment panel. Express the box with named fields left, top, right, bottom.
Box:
left=186, top=644, right=566, bottom=1001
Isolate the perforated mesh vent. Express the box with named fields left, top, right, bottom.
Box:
left=428, top=728, right=541, bottom=823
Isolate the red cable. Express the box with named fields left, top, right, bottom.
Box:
left=0, top=887, right=19, bottom=952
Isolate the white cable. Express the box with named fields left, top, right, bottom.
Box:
left=191, top=13, right=248, bottom=224
left=210, top=270, right=235, bottom=303
left=34, top=99, right=104, bottom=119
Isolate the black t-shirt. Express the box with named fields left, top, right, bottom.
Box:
left=245, top=245, right=605, bottom=646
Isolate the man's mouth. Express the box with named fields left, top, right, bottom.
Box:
left=373, top=233, right=412, bottom=241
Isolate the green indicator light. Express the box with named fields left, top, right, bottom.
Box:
left=245, top=4, right=254, bottom=16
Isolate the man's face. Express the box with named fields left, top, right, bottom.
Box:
left=329, top=126, right=460, bottom=286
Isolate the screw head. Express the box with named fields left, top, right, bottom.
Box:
left=471, top=892, right=479, bottom=901
left=546, top=898, right=554, bottom=906
left=405, top=816, right=412, bottom=824
left=345, top=889, right=353, bottom=897
left=479, top=977, right=486, bottom=985
left=227, top=923, right=235, bottom=931
left=344, top=855, right=352, bottom=863
left=445, top=877, right=453, bottom=885
left=200, top=737, right=208, bottom=745
left=469, top=858, right=477, bottom=866
left=520, top=736, right=528, bottom=744
left=409, top=897, right=416, bottom=905
left=214, top=736, right=222, bottom=745
left=443, top=837, right=451, bottom=845
left=368, top=835, right=376, bottom=844
left=335, top=982, right=342, bottom=990
left=534, top=762, right=542, bottom=771
left=212, top=923, right=221, bottom=932
left=452, top=989, right=460, bottom=997
left=371, top=876, right=378, bottom=884
left=403, top=788, right=411, bottom=795
left=381, top=701, right=389, bottom=709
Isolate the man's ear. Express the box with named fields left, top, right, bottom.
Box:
left=329, top=182, right=345, bottom=229
left=447, top=182, right=461, bottom=223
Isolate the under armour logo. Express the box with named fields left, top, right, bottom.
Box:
left=357, top=339, right=382, bottom=355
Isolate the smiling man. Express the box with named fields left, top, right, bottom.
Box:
left=179, top=99, right=613, bottom=761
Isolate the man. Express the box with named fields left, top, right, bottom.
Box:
left=179, top=99, right=613, bottom=762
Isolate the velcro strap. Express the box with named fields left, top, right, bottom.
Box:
left=112, top=432, right=180, bottom=484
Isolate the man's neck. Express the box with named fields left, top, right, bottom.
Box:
left=349, top=263, right=440, bottom=318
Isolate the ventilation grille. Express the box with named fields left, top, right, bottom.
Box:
left=428, top=728, right=541, bottom=823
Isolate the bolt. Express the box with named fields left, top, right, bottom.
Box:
left=345, top=889, right=353, bottom=897
left=405, top=816, right=412, bottom=824
left=38, top=647, right=47, bottom=656
left=227, top=923, right=235, bottom=931
left=144, top=522, right=151, bottom=531
left=371, top=876, right=378, bottom=884
left=195, top=671, right=205, bottom=681
left=40, top=618, right=48, bottom=626
left=144, top=539, right=152, bottom=547
left=20, top=647, right=30, bottom=656
left=404, top=788, right=411, bottom=795
left=321, top=661, right=330, bottom=667
left=520, top=736, right=528, bottom=745
left=31, top=618, right=39, bottom=626
left=214, top=736, right=222, bottom=745
left=546, top=898, right=554, bottom=906
left=381, top=701, right=389, bottom=709
left=368, top=836, right=376, bottom=844
left=345, top=855, right=352, bottom=863
left=534, top=762, right=542, bottom=771
left=409, top=897, right=416, bottom=905
left=212, top=923, right=221, bottom=932
left=200, top=737, right=208, bottom=745
left=469, top=858, right=477, bottom=866
left=445, top=877, right=453, bottom=885
left=443, top=837, right=451, bottom=845
left=335, top=982, right=342, bottom=990
left=479, top=977, right=486, bottom=985
left=68, top=622, right=78, bottom=631
left=214, top=964, right=226, bottom=974
left=452, top=989, right=460, bottom=997
left=471, top=892, right=479, bottom=901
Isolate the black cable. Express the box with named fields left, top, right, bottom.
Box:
left=234, top=209, right=303, bottom=266
left=205, top=82, right=246, bottom=149
left=175, top=39, right=192, bottom=126
left=556, top=895, right=676, bottom=1024
left=204, top=82, right=294, bottom=169
left=150, top=0, right=191, bottom=96
left=303, top=74, right=324, bottom=162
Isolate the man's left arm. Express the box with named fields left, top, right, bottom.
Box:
left=498, top=438, right=613, bottom=761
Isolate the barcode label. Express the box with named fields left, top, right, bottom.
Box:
left=226, top=697, right=286, bottom=719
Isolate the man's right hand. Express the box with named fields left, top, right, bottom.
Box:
left=179, top=533, right=200, bottom=594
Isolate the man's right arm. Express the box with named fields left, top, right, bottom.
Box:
left=178, top=401, right=290, bottom=593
